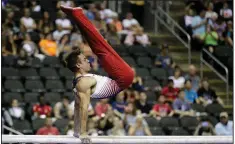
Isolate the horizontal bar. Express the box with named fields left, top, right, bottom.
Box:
left=2, top=135, right=233, bottom=143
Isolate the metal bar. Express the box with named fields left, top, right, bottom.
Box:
left=3, top=125, right=24, bottom=135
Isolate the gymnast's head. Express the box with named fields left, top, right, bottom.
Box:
left=66, top=49, right=91, bottom=73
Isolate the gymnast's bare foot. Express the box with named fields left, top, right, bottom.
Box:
left=80, top=134, right=91, bottom=144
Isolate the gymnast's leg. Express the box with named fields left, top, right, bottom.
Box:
left=60, top=6, right=134, bottom=90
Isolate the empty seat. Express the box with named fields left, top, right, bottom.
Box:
left=151, top=68, right=168, bottom=80
left=59, top=68, right=73, bottom=80
left=144, top=79, right=160, bottom=88
left=24, top=92, right=40, bottom=103
left=32, top=118, right=46, bottom=131
left=135, top=68, right=150, bottom=78
left=3, top=55, right=16, bottom=67
left=171, top=127, right=189, bottom=135
left=144, top=117, right=159, bottom=127
left=159, top=117, right=179, bottom=129
left=54, top=118, right=69, bottom=132
left=2, top=67, right=20, bottom=80
left=65, top=80, right=72, bottom=91
left=128, top=45, right=148, bottom=57
left=137, top=57, right=152, bottom=68
left=149, top=127, right=165, bottom=135
left=122, top=56, right=136, bottom=66
left=40, top=68, right=59, bottom=79
left=146, top=91, right=157, bottom=103
left=114, top=45, right=128, bottom=56
left=19, top=68, right=40, bottom=80
left=3, top=92, right=23, bottom=104
left=31, top=12, right=42, bottom=20
left=180, top=116, right=199, bottom=131
left=146, top=46, right=160, bottom=57
left=44, top=92, right=61, bottom=103
left=4, top=80, right=25, bottom=92
left=205, top=103, right=224, bottom=117
left=43, top=56, right=61, bottom=68
left=13, top=119, right=33, bottom=134
left=31, top=57, right=42, bottom=68
left=191, top=104, right=205, bottom=112
left=25, top=80, right=45, bottom=92
left=45, top=80, right=65, bottom=92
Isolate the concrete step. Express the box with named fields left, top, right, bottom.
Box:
left=149, top=34, right=183, bottom=45
left=169, top=12, right=184, bottom=22
left=171, top=52, right=200, bottom=63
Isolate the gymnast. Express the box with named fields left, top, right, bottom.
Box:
left=60, top=6, right=134, bottom=142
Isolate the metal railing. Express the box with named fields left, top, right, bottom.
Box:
left=3, top=125, right=24, bottom=135
left=200, top=49, right=229, bottom=104
left=151, top=1, right=191, bottom=64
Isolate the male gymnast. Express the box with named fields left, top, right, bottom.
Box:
left=60, top=6, right=134, bottom=141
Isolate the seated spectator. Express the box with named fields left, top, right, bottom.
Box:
left=112, top=13, right=123, bottom=32
left=198, top=79, right=224, bottom=106
left=58, top=34, right=73, bottom=54
left=30, top=0, right=41, bottom=12
left=2, top=33, right=17, bottom=56
left=161, top=79, right=179, bottom=102
left=215, top=112, right=233, bottom=135
left=151, top=95, right=174, bottom=119
left=66, top=121, right=74, bottom=135
left=112, top=91, right=127, bottom=114
left=87, top=119, right=99, bottom=136
left=184, top=80, right=199, bottom=104
left=205, top=2, right=217, bottom=19
left=38, top=11, right=54, bottom=32
left=223, top=21, right=233, bottom=47
left=194, top=119, right=216, bottom=135
left=173, top=90, right=195, bottom=117
left=185, top=64, right=201, bottom=91
left=128, top=115, right=152, bottom=136
left=39, top=33, right=58, bottom=56
left=8, top=99, right=25, bottom=120
left=22, top=33, right=39, bottom=57
left=106, top=23, right=121, bottom=45
left=99, top=2, right=114, bottom=21
left=56, top=0, right=75, bottom=9
left=54, top=96, right=73, bottom=119
left=183, top=6, right=194, bottom=36
left=95, top=99, right=111, bottom=118
left=169, top=68, right=185, bottom=89
left=2, top=107, right=13, bottom=133
left=92, top=12, right=107, bottom=36
left=220, top=2, right=232, bottom=21
left=33, top=95, right=52, bottom=118
left=20, top=8, right=37, bottom=32
left=70, top=101, right=94, bottom=117
left=36, top=118, right=60, bottom=135
left=131, top=67, right=144, bottom=91
left=53, top=24, right=69, bottom=43
left=200, top=24, right=219, bottom=54
left=135, top=92, right=152, bottom=115
left=155, top=44, right=174, bottom=70
left=213, top=16, right=226, bottom=42
left=4, top=11, right=19, bottom=33
left=55, top=11, right=73, bottom=33
left=108, top=117, right=126, bottom=136
left=97, top=107, right=115, bottom=135
left=124, top=26, right=150, bottom=46
left=122, top=12, right=139, bottom=30
left=86, top=4, right=97, bottom=21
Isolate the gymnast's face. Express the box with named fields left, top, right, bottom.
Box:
left=77, top=54, right=91, bottom=72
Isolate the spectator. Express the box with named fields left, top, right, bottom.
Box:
left=97, top=107, right=115, bottom=135
left=53, top=24, right=69, bottom=43
left=2, top=34, right=17, bottom=56
left=8, top=99, right=25, bottom=120
left=223, top=21, right=233, bottom=47
left=2, top=107, right=13, bottom=133
left=215, top=112, right=233, bottom=135
left=184, top=80, right=199, bottom=104
left=108, top=117, right=126, bottom=136
left=173, top=90, right=195, bottom=117
left=20, top=8, right=37, bottom=32
left=22, top=33, right=39, bottom=57
left=198, top=79, right=224, bottom=106
left=135, top=92, right=152, bottom=115
left=151, top=95, right=174, bottom=119
left=200, top=24, right=219, bottom=54
left=58, top=34, right=73, bottom=54
left=161, top=79, right=179, bottom=102
left=56, top=0, right=75, bottom=10
left=65, top=121, right=74, bottom=135
left=33, top=95, right=52, bottom=118
left=194, top=119, right=216, bottom=135
left=128, top=115, right=152, bottom=136
left=4, top=11, right=19, bottom=33
left=169, top=68, right=185, bottom=89
left=122, top=12, right=139, bottom=30
left=155, top=44, right=174, bottom=70
left=30, top=0, right=41, bottom=12
left=213, top=16, right=226, bottom=42
left=38, top=11, right=54, bottom=33
left=36, top=118, right=60, bottom=135
left=183, top=6, right=194, bottom=36
left=205, top=2, right=217, bottom=19
left=95, top=99, right=111, bottom=118
left=70, top=101, right=94, bottom=117
left=87, top=119, right=99, bottom=136
left=185, top=64, right=201, bottom=91
left=86, top=4, right=97, bottom=21
left=92, top=11, right=107, bottom=35
left=112, top=13, right=123, bottom=32
left=220, top=2, right=232, bottom=21
left=55, top=10, right=73, bottom=33
left=131, top=67, right=144, bottom=91
left=99, top=2, right=114, bottom=21
left=39, top=33, right=58, bottom=56
left=106, top=23, right=121, bottom=45
left=124, top=26, right=150, bottom=46
left=54, top=96, right=73, bottom=119
left=112, top=91, right=127, bottom=114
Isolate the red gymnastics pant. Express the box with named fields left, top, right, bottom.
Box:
left=60, top=6, right=134, bottom=90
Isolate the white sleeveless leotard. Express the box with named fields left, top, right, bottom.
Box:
left=73, top=73, right=121, bottom=99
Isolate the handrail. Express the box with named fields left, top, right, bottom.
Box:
left=3, top=125, right=24, bottom=135
left=200, top=49, right=229, bottom=104
left=152, top=2, right=191, bottom=64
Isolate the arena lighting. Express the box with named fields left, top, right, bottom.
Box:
left=2, top=135, right=233, bottom=143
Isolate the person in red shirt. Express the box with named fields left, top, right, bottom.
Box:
left=150, top=95, right=174, bottom=119
left=95, top=98, right=111, bottom=118
left=33, top=95, right=52, bottom=118
left=161, top=79, right=179, bottom=102
left=36, top=118, right=60, bottom=135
